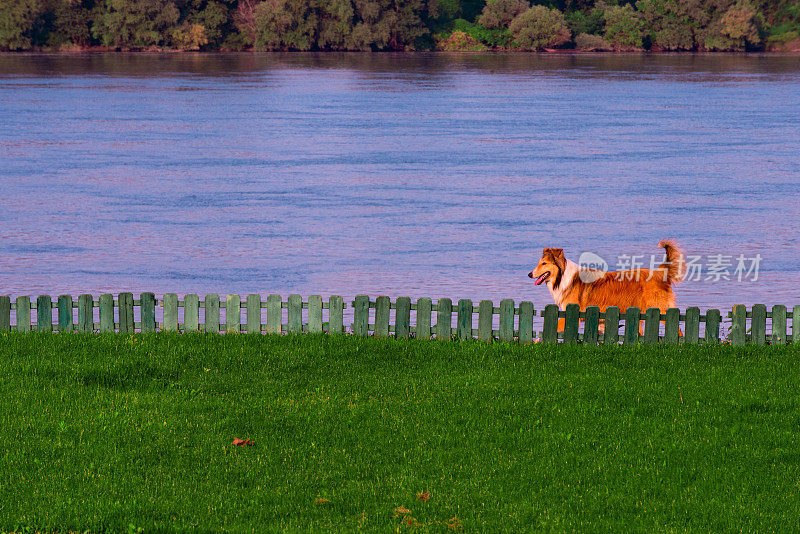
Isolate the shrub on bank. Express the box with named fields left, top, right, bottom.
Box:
left=508, top=5, right=571, bottom=50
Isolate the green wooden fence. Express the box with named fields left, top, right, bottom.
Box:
left=0, top=294, right=797, bottom=346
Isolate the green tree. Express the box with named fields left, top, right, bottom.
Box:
left=477, top=0, right=529, bottom=28
left=347, top=0, right=434, bottom=50
left=636, top=0, right=695, bottom=49
left=508, top=4, right=570, bottom=49
left=0, top=0, right=54, bottom=50
left=316, top=0, right=354, bottom=49
left=253, top=0, right=317, bottom=50
left=92, top=0, right=180, bottom=49
left=602, top=2, right=645, bottom=48
left=52, top=0, right=94, bottom=48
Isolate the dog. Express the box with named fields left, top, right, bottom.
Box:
left=528, top=240, right=685, bottom=332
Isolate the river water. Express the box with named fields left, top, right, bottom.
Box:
left=1, top=53, right=799, bottom=312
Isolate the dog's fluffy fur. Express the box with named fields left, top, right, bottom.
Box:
left=528, top=240, right=685, bottom=313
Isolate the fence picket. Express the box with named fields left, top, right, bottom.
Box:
left=583, top=305, right=600, bottom=345
left=375, top=296, right=390, bottom=337
left=57, top=295, right=72, bottom=333
left=16, top=297, right=31, bottom=333
left=37, top=295, right=52, bottom=333
left=457, top=299, right=472, bottom=341
left=564, top=303, right=579, bottom=344
left=308, top=295, right=323, bottom=334
left=771, top=305, right=786, bottom=344
left=604, top=306, right=620, bottom=344
left=288, top=295, right=302, bottom=333
left=164, top=293, right=179, bottom=332
left=478, top=300, right=493, bottom=341
left=436, top=298, right=452, bottom=340
left=499, top=299, right=514, bottom=342
left=793, top=305, right=800, bottom=343
left=119, top=293, right=134, bottom=333
left=246, top=294, right=261, bottom=334
left=184, top=294, right=199, bottom=332
left=664, top=308, right=679, bottom=343
left=730, top=305, right=746, bottom=346
left=141, top=293, right=156, bottom=332
left=644, top=308, right=660, bottom=344
left=542, top=304, right=558, bottom=343
left=204, top=294, right=219, bottom=334
left=518, top=301, right=534, bottom=344
left=751, top=304, right=766, bottom=345
left=266, top=295, right=281, bottom=334
left=685, top=307, right=700, bottom=344
left=705, top=309, right=721, bottom=343
left=623, top=307, right=639, bottom=345
left=328, top=295, right=344, bottom=334
left=353, top=295, right=369, bottom=336
left=99, top=294, right=114, bottom=333
left=78, top=294, right=93, bottom=332
left=226, top=294, right=240, bottom=334
left=0, top=296, right=10, bottom=332
left=416, top=298, right=432, bottom=339
left=395, top=297, right=411, bottom=338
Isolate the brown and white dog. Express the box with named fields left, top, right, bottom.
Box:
left=528, top=240, right=685, bottom=330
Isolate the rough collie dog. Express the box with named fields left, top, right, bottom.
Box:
left=528, top=240, right=685, bottom=330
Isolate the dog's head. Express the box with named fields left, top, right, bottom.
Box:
left=528, top=248, right=566, bottom=287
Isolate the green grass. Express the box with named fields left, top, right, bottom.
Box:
left=2, top=333, right=800, bottom=532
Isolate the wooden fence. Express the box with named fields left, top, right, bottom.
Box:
left=0, top=294, right=797, bottom=346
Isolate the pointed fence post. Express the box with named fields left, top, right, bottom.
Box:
left=644, top=308, right=660, bottom=344
left=16, top=296, right=31, bottom=333
left=99, top=294, right=114, bottom=333
left=751, top=304, right=766, bottom=345
left=436, top=298, right=452, bottom=340
left=416, top=298, right=431, bottom=340
left=771, top=305, right=786, bottom=345
left=793, top=305, right=800, bottom=344
left=118, top=293, right=134, bottom=333
left=0, top=296, right=10, bottom=332
left=705, top=309, right=721, bottom=343
left=563, top=303, right=579, bottom=344
left=266, top=295, right=282, bottom=334
left=478, top=300, right=493, bottom=341
left=583, top=305, right=600, bottom=345
left=623, top=307, right=640, bottom=345
left=664, top=308, right=680, bottom=344
left=730, top=305, right=746, bottom=346
left=184, top=294, right=199, bottom=332
left=78, top=294, right=93, bottom=333
left=163, top=293, right=179, bottom=332
left=57, top=295, right=73, bottom=333
left=457, top=299, right=473, bottom=341
left=542, top=304, right=558, bottom=343
left=328, top=296, right=344, bottom=334
left=375, top=296, right=390, bottom=338
left=395, top=297, right=411, bottom=339
left=288, top=295, right=302, bottom=334
left=308, top=295, right=323, bottom=334
left=37, top=295, right=52, bottom=333
left=246, top=294, right=261, bottom=334
left=518, top=301, right=534, bottom=344
left=204, top=294, right=220, bottom=334
left=684, top=307, right=700, bottom=344
left=226, top=294, right=241, bottom=334
left=604, top=306, right=620, bottom=344
left=499, top=299, right=514, bottom=342
left=353, top=295, right=369, bottom=336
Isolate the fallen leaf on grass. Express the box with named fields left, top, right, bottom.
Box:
left=448, top=516, right=463, bottom=531
left=315, top=498, right=330, bottom=505
left=415, top=491, right=430, bottom=502
left=393, top=506, right=411, bottom=517
left=232, top=437, right=255, bottom=446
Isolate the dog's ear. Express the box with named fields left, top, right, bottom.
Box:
left=542, top=247, right=550, bottom=256
left=550, top=248, right=566, bottom=270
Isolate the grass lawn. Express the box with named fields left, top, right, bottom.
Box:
left=1, top=333, right=799, bottom=532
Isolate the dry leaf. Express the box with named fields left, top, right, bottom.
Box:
left=315, top=498, right=329, bottom=505
left=393, top=505, right=411, bottom=517
left=448, top=516, right=463, bottom=531
left=415, top=491, right=430, bottom=502
left=232, top=437, right=255, bottom=446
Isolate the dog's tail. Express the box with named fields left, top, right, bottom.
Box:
left=657, top=239, right=685, bottom=284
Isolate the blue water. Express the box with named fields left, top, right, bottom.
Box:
left=1, top=53, right=799, bottom=310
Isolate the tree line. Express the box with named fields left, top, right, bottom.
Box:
left=1, top=0, right=798, bottom=52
